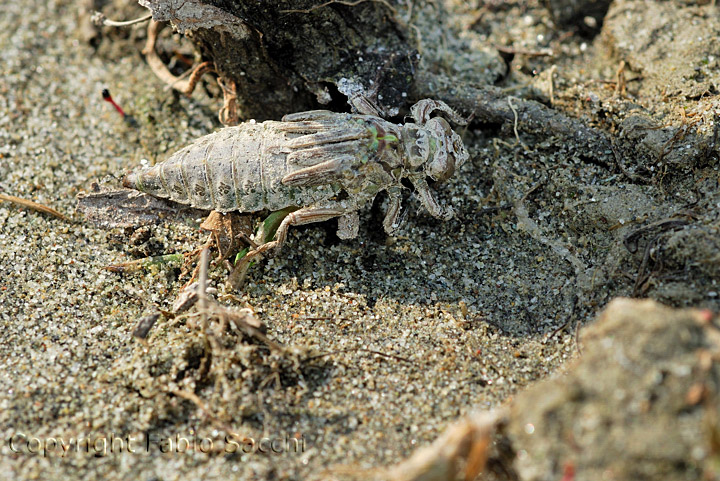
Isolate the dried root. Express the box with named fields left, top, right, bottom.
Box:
left=141, top=20, right=242, bottom=126
left=217, top=77, right=240, bottom=126
left=142, top=20, right=215, bottom=96
left=91, top=11, right=152, bottom=27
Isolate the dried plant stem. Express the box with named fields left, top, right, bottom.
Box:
left=0, top=193, right=69, bottom=221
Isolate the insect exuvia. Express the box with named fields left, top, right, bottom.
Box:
left=123, top=99, right=469, bottom=257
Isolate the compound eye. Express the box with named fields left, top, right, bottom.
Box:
left=427, top=155, right=455, bottom=182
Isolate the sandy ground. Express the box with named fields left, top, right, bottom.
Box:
left=0, top=1, right=577, bottom=478
left=1, top=0, right=719, bottom=479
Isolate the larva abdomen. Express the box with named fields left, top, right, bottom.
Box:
left=123, top=122, right=338, bottom=213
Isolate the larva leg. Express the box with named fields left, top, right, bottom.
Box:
left=244, top=206, right=350, bottom=260
left=348, top=94, right=382, bottom=116
left=412, top=177, right=454, bottom=220
left=410, top=99, right=467, bottom=126
left=382, top=187, right=404, bottom=235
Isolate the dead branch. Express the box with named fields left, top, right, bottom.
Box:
left=0, top=192, right=70, bottom=221
left=413, top=72, right=614, bottom=166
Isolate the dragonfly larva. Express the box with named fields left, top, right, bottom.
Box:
left=123, top=99, right=469, bottom=257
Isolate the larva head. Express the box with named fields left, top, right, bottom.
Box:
left=402, top=118, right=468, bottom=182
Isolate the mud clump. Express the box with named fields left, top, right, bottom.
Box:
left=504, top=298, right=720, bottom=481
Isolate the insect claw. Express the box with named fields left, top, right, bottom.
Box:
left=348, top=94, right=383, bottom=117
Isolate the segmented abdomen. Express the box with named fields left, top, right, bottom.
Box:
left=123, top=122, right=339, bottom=212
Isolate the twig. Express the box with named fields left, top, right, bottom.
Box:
left=162, top=61, right=214, bottom=93
left=614, top=60, right=627, bottom=97
left=622, top=215, right=692, bottom=296
left=92, top=11, right=152, bottom=27
left=281, top=0, right=397, bottom=15
left=543, top=320, right=571, bottom=344
left=181, top=250, right=280, bottom=351
left=217, top=77, right=240, bottom=126
left=511, top=176, right=587, bottom=276
left=169, top=388, right=212, bottom=415
left=622, top=217, right=690, bottom=253
left=181, top=235, right=214, bottom=288
left=195, top=247, right=213, bottom=380
left=197, top=248, right=209, bottom=320
left=611, top=138, right=652, bottom=184
left=632, top=234, right=660, bottom=296
left=185, top=62, right=215, bottom=94
left=0, top=193, right=70, bottom=221
left=209, top=303, right=283, bottom=352
left=496, top=45, right=554, bottom=57
left=304, top=347, right=413, bottom=364
left=167, top=388, right=235, bottom=435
